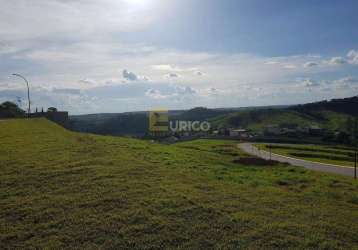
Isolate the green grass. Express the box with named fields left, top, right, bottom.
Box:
left=210, top=109, right=319, bottom=131
left=210, top=108, right=352, bottom=132
left=317, top=110, right=353, bottom=131
left=1, top=118, right=358, bottom=249
left=256, top=143, right=355, bottom=167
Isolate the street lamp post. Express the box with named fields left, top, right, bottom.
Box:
left=12, top=74, right=31, bottom=117
left=354, top=117, right=357, bottom=179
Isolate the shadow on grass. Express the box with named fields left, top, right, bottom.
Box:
left=233, top=157, right=279, bottom=166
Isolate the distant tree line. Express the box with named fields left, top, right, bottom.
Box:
left=292, top=96, right=358, bottom=117
left=0, top=102, right=25, bottom=118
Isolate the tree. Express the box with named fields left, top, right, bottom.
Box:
left=47, top=107, right=58, bottom=112
left=0, top=101, right=25, bottom=118
left=346, top=117, right=355, bottom=133
left=335, top=131, right=350, bottom=144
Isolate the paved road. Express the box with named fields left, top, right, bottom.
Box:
left=238, top=143, right=356, bottom=177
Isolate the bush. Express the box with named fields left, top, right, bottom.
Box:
left=0, top=101, right=25, bottom=118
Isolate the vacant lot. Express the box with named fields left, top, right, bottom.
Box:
left=256, top=143, right=356, bottom=167
left=1, top=119, right=357, bottom=249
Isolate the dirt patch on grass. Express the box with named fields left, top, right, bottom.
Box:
left=233, top=157, right=279, bottom=166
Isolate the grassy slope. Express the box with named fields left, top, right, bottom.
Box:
left=210, top=109, right=319, bottom=131
left=318, top=110, right=352, bottom=131
left=0, top=119, right=358, bottom=249
left=210, top=108, right=351, bottom=132
left=256, top=144, right=355, bottom=167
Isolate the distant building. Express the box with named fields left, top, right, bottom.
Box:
left=30, top=108, right=69, bottom=128
left=308, top=125, right=324, bottom=136
left=229, top=128, right=247, bottom=137
left=281, top=128, right=298, bottom=137
left=264, top=125, right=281, bottom=135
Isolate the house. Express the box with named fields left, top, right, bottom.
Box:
left=30, top=108, right=69, bottom=128
left=281, top=128, right=299, bottom=136
left=308, top=125, right=325, bottom=136
left=229, top=128, right=247, bottom=137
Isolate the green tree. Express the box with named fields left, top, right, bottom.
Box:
left=0, top=101, right=25, bottom=118
left=47, top=107, right=58, bottom=112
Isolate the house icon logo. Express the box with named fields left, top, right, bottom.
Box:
left=149, top=110, right=169, bottom=132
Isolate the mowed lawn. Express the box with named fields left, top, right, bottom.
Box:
left=256, top=143, right=356, bottom=167
left=0, top=119, right=358, bottom=249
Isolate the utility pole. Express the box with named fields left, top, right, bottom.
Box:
left=12, top=74, right=30, bottom=118
left=354, top=117, right=357, bottom=179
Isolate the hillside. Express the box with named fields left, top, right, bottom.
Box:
left=210, top=96, right=358, bottom=132
left=210, top=108, right=352, bottom=132
left=0, top=118, right=357, bottom=249
left=292, top=96, right=358, bottom=116
left=210, top=109, right=318, bottom=131
left=69, top=108, right=238, bottom=136
left=70, top=110, right=185, bottom=136
left=69, top=96, right=357, bottom=137
left=177, top=96, right=357, bottom=132
left=71, top=113, right=149, bottom=136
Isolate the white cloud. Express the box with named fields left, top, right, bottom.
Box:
left=122, top=69, right=138, bottom=81
left=205, top=87, right=221, bottom=96
left=26, top=50, right=79, bottom=62
left=152, top=64, right=178, bottom=71
left=3, top=44, right=357, bottom=114
left=167, top=73, right=179, bottom=78
left=145, top=85, right=197, bottom=100
left=0, top=42, right=23, bottom=55
left=334, top=76, right=358, bottom=87
left=0, top=0, right=167, bottom=43
left=175, top=86, right=197, bottom=96
left=347, top=50, right=358, bottom=64
left=264, top=61, right=280, bottom=65
left=52, top=88, right=82, bottom=95
left=78, top=78, right=97, bottom=85
left=283, top=64, right=297, bottom=69
left=145, top=89, right=167, bottom=99
left=303, top=61, right=318, bottom=67
left=1, top=1, right=357, bottom=114
left=302, top=79, right=320, bottom=87
left=328, top=57, right=346, bottom=65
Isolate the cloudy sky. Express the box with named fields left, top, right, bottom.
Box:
left=1, top=0, right=358, bottom=114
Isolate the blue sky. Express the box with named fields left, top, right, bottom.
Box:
left=0, top=0, right=358, bottom=114
left=123, top=0, right=358, bottom=55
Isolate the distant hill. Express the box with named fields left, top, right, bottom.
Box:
left=209, top=96, right=358, bottom=132
left=69, top=96, right=357, bottom=136
left=291, top=96, right=358, bottom=116
left=172, top=106, right=287, bottom=122
left=173, top=107, right=231, bottom=121
left=69, top=108, right=236, bottom=136
left=210, top=109, right=319, bottom=131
